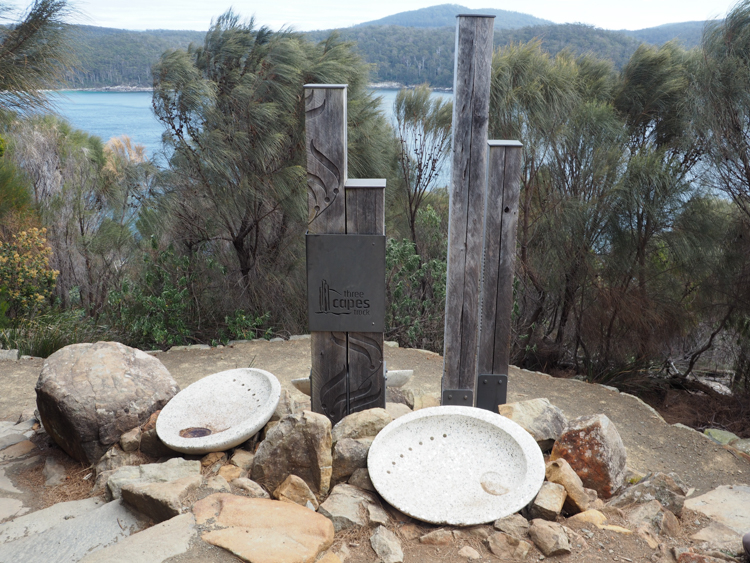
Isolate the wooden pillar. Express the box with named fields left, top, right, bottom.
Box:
left=305, top=84, right=348, bottom=421
left=477, top=141, right=522, bottom=390
left=442, top=15, right=495, bottom=404
left=346, top=179, right=386, bottom=413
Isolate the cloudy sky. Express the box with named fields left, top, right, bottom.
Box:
left=67, top=0, right=731, bottom=32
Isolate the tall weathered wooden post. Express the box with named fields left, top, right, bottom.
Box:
left=304, top=84, right=386, bottom=424
left=442, top=15, right=495, bottom=406
left=475, top=141, right=522, bottom=411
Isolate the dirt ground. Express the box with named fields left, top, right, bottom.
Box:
left=1, top=339, right=749, bottom=563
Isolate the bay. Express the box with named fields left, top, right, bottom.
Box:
left=51, top=88, right=454, bottom=162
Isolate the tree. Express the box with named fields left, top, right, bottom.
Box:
left=392, top=84, right=451, bottom=254
left=0, top=0, right=75, bottom=112
left=152, top=12, right=395, bottom=330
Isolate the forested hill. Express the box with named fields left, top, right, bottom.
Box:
left=355, top=4, right=552, bottom=29
left=60, top=15, right=707, bottom=90
left=64, top=26, right=205, bottom=88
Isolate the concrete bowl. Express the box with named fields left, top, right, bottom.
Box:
left=367, top=405, right=545, bottom=525
left=156, top=368, right=280, bottom=454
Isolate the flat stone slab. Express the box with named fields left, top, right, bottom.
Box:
left=0, top=498, right=104, bottom=544
left=0, top=499, right=148, bottom=562
left=0, top=498, right=27, bottom=522
left=78, top=513, right=196, bottom=563
left=684, top=485, right=750, bottom=534
left=367, top=405, right=545, bottom=525
left=157, top=368, right=281, bottom=454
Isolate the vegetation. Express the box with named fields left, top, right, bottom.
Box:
left=3, top=0, right=750, bottom=414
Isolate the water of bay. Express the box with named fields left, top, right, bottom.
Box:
left=52, top=88, right=454, bottom=160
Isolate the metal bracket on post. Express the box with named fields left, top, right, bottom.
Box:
left=475, top=375, right=508, bottom=412
left=442, top=389, right=474, bottom=406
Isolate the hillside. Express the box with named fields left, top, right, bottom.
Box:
left=620, top=21, right=705, bottom=48
left=355, top=3, right=552, bottom=29
left=64, top=26, right=205, bottom=88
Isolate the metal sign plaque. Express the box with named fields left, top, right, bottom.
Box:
left=307, top=234, right=386, bottom=333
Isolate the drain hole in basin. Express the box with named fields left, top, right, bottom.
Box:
left=180, top=427, right=213, bottom=438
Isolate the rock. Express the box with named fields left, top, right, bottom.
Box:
left=385, top=402, right=412, bottom=419
left=291, top=377, right=311, bottom=396
left=703, top=428, right=739, bottom=445
left=271, top=389, right=299, bottom=422
left=229, top=450, right=254, bottom=471
left=0, top=433, right=27, bottom=451
left=743, top=530, right=749, bottom=555
left=498, top=398, right=568, bottom=451
left=411, top=392, right=440, bottom=410
left=458, top=545, right=481, bottom=560
left=545, top=458, right=589, bottom=514
left=318, top=483, right=377, bottom=531
left=201, top=451, right=227, bottom=468
left=529, top=481, right=567, bottom=520
left=193, top=493, right=334, bottom=563
left=370, top=526, right=404, bottom=563
left=0, top=440, right=36, bottom=461
left=487, top=531, right=533, bottom=559
left=494, top=513, right=530, bottom=538
left=690, top=522, right=744, bottom=555
left=317, top=553, right=341, bottom=563
left=205, top=475, right=231, bottom=492
left=626, top=500, right=680, bottom=537
left=139, top=427, right=173, bottom=458
left=78, top=513, right=196, bottom=563
left=232, top=477, right=270, bottom=498
left=107, top=457, right=201, bottom=500
left=218, top=464, right=242, bottom=482
left=730, top=438, right=750, bottom=455
left=348, top=468, right=376, bottom=492
left=528, top=519, right=571, bottom=556
left=550, top=414, right=627, bottom=499
left=331, top=438, right=369, bottom=484
left=35, top=342, right=179, bottom=464
left=684, top=485, right=750, bottom=534
left=399, top=523, right=422, bottom=540
left=609, top=472, right=686, bottom=517
left=0, top=499, right=148, bottom=562
left=0, top=498, right=104, bottom=545
left=251, top=411, right=332, bottom=497
left=567, top=509, right=607, bottom=526
left=121, top=474, right=202, bottom=522
left=0, top=348, right=19, bottom=360
left=94, top=445, right=142, bottom=476
left=419, top=529, right=454, bottom=545
left=331, top=408, right=392, bottom=444
left=43, top=456, right=66, bottom=486
left=677, top=553, right=731, bottom=563
left=0, top=466, right=21, bottom=494
left=120, top=427, right=141, bottom=453
left=0, top=498, right=27, bottom=521
left=274, top=474, right=319, bottom=510
left=385, top=370, right=413, bottom=388
left=368, top=503, right=390, bottom=526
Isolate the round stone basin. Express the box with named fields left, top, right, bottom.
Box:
left=156, top=368, right=281, bottom=454
left=367, top=405, right=545, bottom=526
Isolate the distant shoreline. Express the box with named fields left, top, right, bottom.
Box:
left=58, top=84, right=454, bottom=93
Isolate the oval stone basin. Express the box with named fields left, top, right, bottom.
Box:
left=156, top=368, right=281, bottom=454
left=367, top=405, right=545, bottom=525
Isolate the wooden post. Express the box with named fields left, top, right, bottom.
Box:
left=442, top=15, right=495, bottom=404
left=346, top=179, right=386, bottom=413
left=477, top=141, right=522, bottom=379
left=305, top=84, right=348, bottom=421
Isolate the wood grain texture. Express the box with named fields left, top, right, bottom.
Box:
left=346, top=181, right=386, bottom=412
left=442, top=16, right=495, bottom=397
left=477, top=143, right=522, bottom=377
left=306, top=85, right=348, bottom=421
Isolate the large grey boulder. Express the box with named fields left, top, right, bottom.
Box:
left=498, top=398, right=568, bottom=451
left=35, top=342, right=179, bottom=464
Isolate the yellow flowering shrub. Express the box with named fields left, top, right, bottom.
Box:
left=0, top=227, right=58, bottom=319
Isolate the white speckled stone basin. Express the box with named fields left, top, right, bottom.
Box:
left=367, top=405, right=545, bottom=525
left=156, top=368, right=281, bottom=454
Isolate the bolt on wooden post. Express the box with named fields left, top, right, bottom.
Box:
left=442, top=14, right=495, bottom=406
left=304, top=84, right=386, bottom=424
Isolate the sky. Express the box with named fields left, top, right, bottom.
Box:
left=70, top=0, right=732, bottom=32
